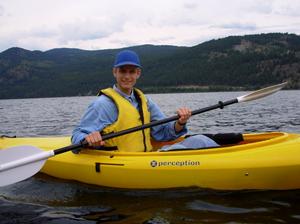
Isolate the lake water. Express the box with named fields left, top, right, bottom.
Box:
left=0, top=90, right=300, bottom=223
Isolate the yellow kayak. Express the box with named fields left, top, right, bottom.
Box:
left=1, top=132, right=300, bottom=190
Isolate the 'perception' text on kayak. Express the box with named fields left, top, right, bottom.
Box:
left=150, top=160, right=200, bottom=168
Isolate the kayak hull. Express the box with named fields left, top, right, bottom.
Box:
left=1, top=132, right=300, bottom=190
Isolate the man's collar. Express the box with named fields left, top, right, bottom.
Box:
left=113, top=85, right=134, bottom=99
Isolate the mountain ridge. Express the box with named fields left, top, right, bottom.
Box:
left=0, top=33, right=299, bottom=99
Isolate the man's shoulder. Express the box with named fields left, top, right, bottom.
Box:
left=92, top=94, right=115, bottom=108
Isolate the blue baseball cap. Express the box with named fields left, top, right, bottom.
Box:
left=113, top=50, right=141, bottom=68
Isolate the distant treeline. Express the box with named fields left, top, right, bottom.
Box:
left=0, top=33, right=299, bottom=99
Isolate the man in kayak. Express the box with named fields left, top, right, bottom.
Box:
left=71, top=50, right=218, bottom=152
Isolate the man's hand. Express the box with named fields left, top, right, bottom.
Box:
left=85, top=131, right=105, bottom=147
left=175, top=107, right=192, bottom=132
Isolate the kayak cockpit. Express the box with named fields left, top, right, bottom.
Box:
left=151, top=132, right=287, bottom=151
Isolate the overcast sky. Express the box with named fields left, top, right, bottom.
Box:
left=0, top=0, right=300, bottom=52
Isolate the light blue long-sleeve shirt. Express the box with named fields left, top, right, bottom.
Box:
left=71, top=85, right=187, bottom=144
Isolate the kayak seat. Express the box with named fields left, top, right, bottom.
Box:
left=183, top=133, right=244, bottom=146
left=202, top=133, right=244, bottom=145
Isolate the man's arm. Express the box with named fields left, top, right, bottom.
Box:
left=71, top=96, right=117, bottom=145
left=147, top=97, right=189, bottom=141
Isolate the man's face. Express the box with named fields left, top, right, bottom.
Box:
left=113, top=65, right=141, bottom=94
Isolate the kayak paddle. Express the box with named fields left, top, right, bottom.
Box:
left=0, top=82, right=287, bottom=187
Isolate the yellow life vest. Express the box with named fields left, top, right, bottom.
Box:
left=98, top=88, right=153, bottom=152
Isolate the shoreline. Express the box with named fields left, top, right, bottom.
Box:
left=0, top=85, right=298, bottom=100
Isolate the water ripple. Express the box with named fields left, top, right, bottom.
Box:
left=187, top=200, right=269, bottom=214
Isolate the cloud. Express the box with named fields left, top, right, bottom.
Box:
left=216, top=23, right=257, bottom=31
left=242, top=0, right=273, bottom=14
left=183, top=1, right=199, bottom=10
left=0, top=0, right=300, bottom=52
left=272, top=0, right=300, bottom=17
left=0, top=5, right=4, bottom=16
left=57, top=17, right=124, bottom=44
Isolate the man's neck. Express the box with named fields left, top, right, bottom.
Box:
left=115, top=84, right=132, bottom=96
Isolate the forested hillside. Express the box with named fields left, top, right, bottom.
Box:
left=0, top=33, right=299, bottom=99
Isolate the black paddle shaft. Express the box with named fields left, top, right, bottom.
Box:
left=53, top=98, right=238, bottom=155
